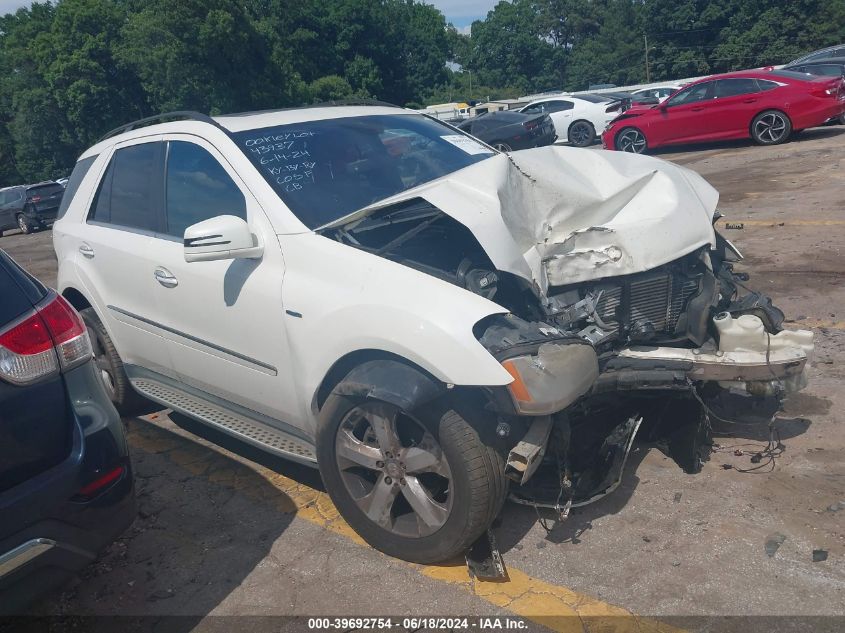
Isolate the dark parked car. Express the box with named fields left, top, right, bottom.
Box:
left=784, top=57, right=845, bottom=78
left=0, top=181, right=65, bottom=236
left=788, top=44, right=845, bottom=65
left=778, top=59, right=845, bottom=124
left=457, top=110, right=556, bottom=151
left=0, top=249, right=135, bottom=614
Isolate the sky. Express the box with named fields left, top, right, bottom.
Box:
left=427, top=0, right=498, bottom=31
left=0, top=0, right=27, bottom=14
left=0, top=0, right=500, bottom=31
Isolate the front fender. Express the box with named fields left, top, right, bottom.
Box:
left=278, top=233, right=514, bottom=427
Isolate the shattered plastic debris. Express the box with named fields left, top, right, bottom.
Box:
left=813, top=549, right=829, bottom=563
left=765, top=533, right=787, bottom=557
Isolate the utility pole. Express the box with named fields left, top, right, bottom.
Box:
left=644, top=34, right=651, bottom=83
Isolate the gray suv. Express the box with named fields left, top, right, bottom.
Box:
left=0, top=182, right=65, bottom=235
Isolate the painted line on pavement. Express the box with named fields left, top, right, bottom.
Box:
left=128, top=419, right=682, bottom=633
left=718, top=219, right=845, bottom=227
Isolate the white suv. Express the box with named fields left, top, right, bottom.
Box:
left=54, top=105, right=813, bottom=564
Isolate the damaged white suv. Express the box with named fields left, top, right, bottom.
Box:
left=53, top=105, right=814, bottom=564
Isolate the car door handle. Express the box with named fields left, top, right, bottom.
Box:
left=691, top=106, right=706, bottom=112
left=743, top=98, right=758, bottom=103
left=154, top=267, right=178, bottom=288
left=79, top=243, right=95, bottom=258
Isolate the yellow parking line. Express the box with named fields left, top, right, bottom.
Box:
left=717, top=219, right=845, bottom=227
left=129, top=420, right=682, bottom=632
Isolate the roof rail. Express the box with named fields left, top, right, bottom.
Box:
left=98, top=111, right=225, bottom=142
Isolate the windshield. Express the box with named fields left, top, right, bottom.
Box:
left=233, top=113, right=495, bottom=229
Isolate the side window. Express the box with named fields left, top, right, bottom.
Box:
left=57, top=156, right=97, bottom=220
left=546, top=100, right=574, bottom=113
left=522, top=104, right=542, bottom=114
left=757, top=80, right=780, bottom=91
left=165, top=141, right=246, bottom=238
left=667, top=82, right=713, bottom=106
left=715, top=78, right=761, bottom=98
left=0, top=191, right=7, bottom=205
left=90, top=142, right=161, bottom=232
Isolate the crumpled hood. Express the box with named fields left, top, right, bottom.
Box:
left=329, top=145, right=719, bottom=292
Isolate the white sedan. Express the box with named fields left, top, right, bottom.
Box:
left=518, top=94, right=618, bottom=147
left=632, top=86, right=682, bottom=103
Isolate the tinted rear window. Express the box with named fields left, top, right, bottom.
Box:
left=233, top=114, right=494, bottom=229
left=770, top=70, right=821, bottom=81
left=577, top=94, right=611, bottom=103
left=57, top=156, right=97, bottom=220
left=27, top=183, right=64, bottom=198
left=90, top=142, right=161, bottom=232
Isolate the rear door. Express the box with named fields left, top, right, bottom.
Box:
left=654, top=81, right=716, bottom=144
left=708, top=78, right=765, bottom=138
left=69, top=137, right=175, bottom=378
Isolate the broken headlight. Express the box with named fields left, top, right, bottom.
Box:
left=501, top=342, right=599, bottom=415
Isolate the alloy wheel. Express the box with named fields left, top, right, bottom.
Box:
left=17, top=216, right=29, bottom=234
left=569, top=122, right=594, bottom=147
left=754, top=113, right=788, bottom=143
left=334, top=401, right=453, bottom=538
left=617, top=128, right=646, bottom=153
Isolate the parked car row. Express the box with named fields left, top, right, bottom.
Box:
left=602, top=69, right=845, bottom=153
left=0, top=181, right=65, bottom=236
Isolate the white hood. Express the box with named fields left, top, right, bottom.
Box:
left=329, top=146, right=720, bottom=292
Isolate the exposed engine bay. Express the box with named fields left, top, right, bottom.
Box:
left=319, top=148, right=814, bottom=518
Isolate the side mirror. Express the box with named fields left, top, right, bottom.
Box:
left=183, top=215, right=263, bottom=263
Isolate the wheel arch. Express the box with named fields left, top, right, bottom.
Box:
left=312, top=349, right=445, bottom=418
left=62, top=286, right=93, bottom=312
left=568, top=118, right=595, bottom=135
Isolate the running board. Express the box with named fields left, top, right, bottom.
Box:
left=130, top=377, right=317, bottom=466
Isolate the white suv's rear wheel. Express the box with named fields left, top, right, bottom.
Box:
left=80, top=307, right=157, bottom=417
left=317, top=394, right=507, bottom=563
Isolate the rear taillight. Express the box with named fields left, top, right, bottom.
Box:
left=522, top=119, right=540, bottom=131
left=0, top=294, right=92, bottom=385
left=73, top=465, right=126, bottom=500
left=811, top=81, right=840, bottom=98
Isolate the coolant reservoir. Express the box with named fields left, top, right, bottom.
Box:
left=713, top=312, right=814, bottom=360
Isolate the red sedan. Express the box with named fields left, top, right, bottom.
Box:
left=602, top=70, right=845, bottom=153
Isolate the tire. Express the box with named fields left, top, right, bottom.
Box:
left=317, top=392, right=507, bottom=564
left=80, top=307, right=156, bottom=417
left=615, top=127, right=648, bottom=153
left=493, top=141, right=513, bottom=152
left=568, top=120, right=596, bottom=147
left=16, top=214, right=34, bottom=234
left=751, top=110, right=792, bottom=145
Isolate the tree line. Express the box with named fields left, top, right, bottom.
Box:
left=1, top=0, right=843, bottom=185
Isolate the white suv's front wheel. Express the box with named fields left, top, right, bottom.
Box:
left=317, top=394, right=507, bottom=563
